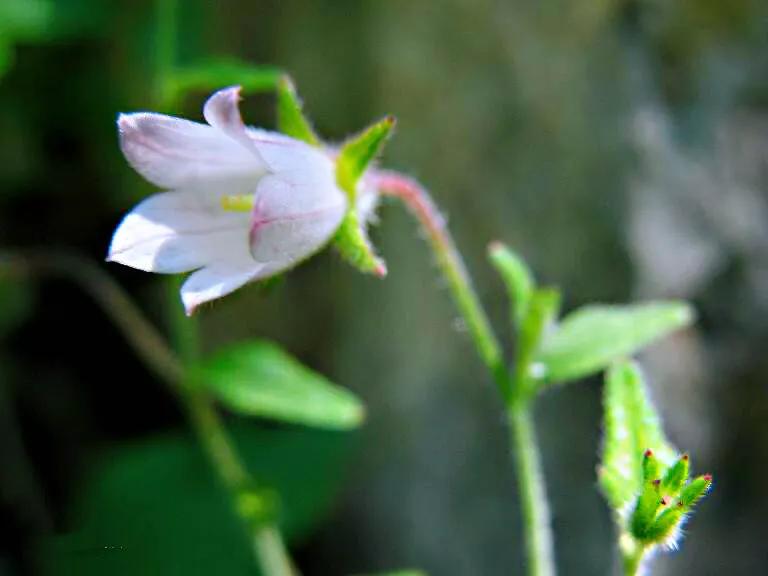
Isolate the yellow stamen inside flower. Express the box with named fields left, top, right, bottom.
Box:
left=220, top=194, right=255, bottom=212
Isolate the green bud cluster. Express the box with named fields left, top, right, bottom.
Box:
left=629, top=450, right=712, bottom=546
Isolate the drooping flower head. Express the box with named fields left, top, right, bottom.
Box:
left=108, top=86, right=389, bottom=314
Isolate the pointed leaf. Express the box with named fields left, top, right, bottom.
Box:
left=192, top=340, right=364, bottom=430
left=538, top=301, right=694, bottom=384
left=600, top=361, right=676, bottom=512
left=488, top=242, right=534, bottom=327
left=515, top=288, right=560, bottom=398
left=333, top=210, right=386, bottom=276
left=276, top=75, right=320, bottom=145
left=336, top=116, right=395, bottom=200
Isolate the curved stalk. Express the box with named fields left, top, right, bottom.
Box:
left=373, top=170, right=512, bottom=401
left=374, top=171, right=555, bottom=576
left=0, top=249, right=297, bottom=576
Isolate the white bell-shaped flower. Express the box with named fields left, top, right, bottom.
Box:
left=108, top=86, right=348, bottom=314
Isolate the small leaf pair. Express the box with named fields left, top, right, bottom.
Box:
left=488, top=242, right=693, bottom=394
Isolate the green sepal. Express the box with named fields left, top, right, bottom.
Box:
left=642, top=449, right=661, bottom=484
left=334, top=211, right=386, bottom=276
left=630, top=479, right=662, bottom=540
left=537, top=301, right=694, bottom=385
left=336, top=116, right=395, bottom=198
left=661, top=454, right=689, bottom=495
left=488, top=242, right=534, bottom=328
left=333, top=116, right=396, bottom=275
left=599, top=361, right=676, bottom=512
left=276, top=75, right=320, bottom=146
left=641, top=506, right=683, bottom=544
left=680, top=474, right=712, bottom=508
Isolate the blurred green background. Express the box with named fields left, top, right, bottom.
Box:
left=1, top=0, right=768, bottom=574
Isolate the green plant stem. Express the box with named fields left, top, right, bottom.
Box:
left=374, top=171, right=512, bottom=401
left=509, top=405, right=556, bottom=576
left=375, top=171, right=555, bottom=575
left=154, top=0, right=177, bottom=107
left=620, top=535, right=645, bottom=576
left=0, top=249, right=296, bottom=576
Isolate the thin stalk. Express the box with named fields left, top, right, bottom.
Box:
left=374, top=171, right=555, bottom=575
left=0, top=250, right=296, bottom=576
left=509, top=405, right=556, bottom=576
left=373, top=170, right=512, bottom=401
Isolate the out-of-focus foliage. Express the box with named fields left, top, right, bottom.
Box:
left=44, top=425, right=354, bottom=575
left=0, top=0, right=52, bottom=77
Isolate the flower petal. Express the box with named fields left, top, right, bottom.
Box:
left=249, top=175, right=346, bottom=265
left=107, top=190, right=252, bottom=273
left=247, top=145, right=347, bottom=265
left=202, top=86, right=262, bottom=154
left=118, top=112, right=265, bottom=189
left=181, top=262, right=263, bottom=315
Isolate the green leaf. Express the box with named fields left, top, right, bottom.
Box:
left=538, top=301, right=694, bottom=384
left=515, top=288, right=560, bottom=398
left=333, top=116, right=395, bottom=275
left=488, top=242, right=534, bottom=327
left=192, top=340, right=364, bottom=430
left=163, top=58, right=281, bottom=108
left=276, top=75, right=320, bottom=146
left=43, top=425, right=355, bottom=576
left=599, top=361, right=676, bottom=512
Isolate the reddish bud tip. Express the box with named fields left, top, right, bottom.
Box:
left=488, top=241, right=504, bottom=253
left=682, top=454, right=689, bottom=461
left=660, top=497, right=669, bottom=506
left=644, top=449, right=654, bottom=458
left=703, top=474, right=713, bottom=482
left=652, top=479, right=661, bottom=486
left=373, top=262, right=388, bottom=278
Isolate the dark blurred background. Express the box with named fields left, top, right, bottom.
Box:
left=1, top=0, right=767, bottom=574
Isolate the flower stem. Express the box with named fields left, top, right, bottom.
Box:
left=374, top=171, right=512, bottom=401
left=0, top=249, right=297, bottom=576
left=620, top=535, right=645, bottom=576
left=374, top=171, right=555, bottom=575
left=509, top=404, right=556, bottom=576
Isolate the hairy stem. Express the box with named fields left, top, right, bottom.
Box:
left=375, top=171, right=555, bottom=575
left=0, top=249, right=296, bottom=576
left=620, top=535, right=645, bottom=576
left=510, top=405, right=556, bottom=576
left=374, top=170, right=512, bottom=401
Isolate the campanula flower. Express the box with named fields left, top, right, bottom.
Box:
left=108, top=86, right=351, bottom=314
